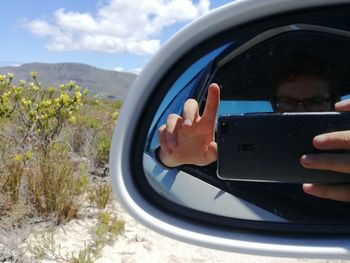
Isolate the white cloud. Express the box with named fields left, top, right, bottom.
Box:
left=23, top=0, right=211, bottom=56
left=126, top=40, right=160, bottom=56
left=24, top=19, right=60, bottom=37
left=54, top=8, right=99, bottom=33
left=0, top=61, right=22, bottom=67
left=113, top=67, right=142, bottom=75
left=128, top=68, right=142, bottom=74
left=113, top=66, right=124, bottom=71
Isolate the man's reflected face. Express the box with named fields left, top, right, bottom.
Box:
left=274, top=76, right=333, bottom=112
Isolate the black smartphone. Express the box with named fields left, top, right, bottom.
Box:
left=217, top=112, right=350, bottom=183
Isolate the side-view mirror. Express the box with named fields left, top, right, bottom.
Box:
left=110, top=0, right=350, bottom=259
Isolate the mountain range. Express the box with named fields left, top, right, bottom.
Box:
left=0, top=63, right=137, bottom=101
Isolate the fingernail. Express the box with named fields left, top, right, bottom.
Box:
left=184, top=119, right=192, bottom=126
left=335, top=100, right=347, bottom=107
left=302, top=183, right=313, bottom=193
left=301, top=154, right=315, bottom=165
left=314, top=135, right=327, bottom=145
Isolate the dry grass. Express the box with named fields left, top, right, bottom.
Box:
left=29, top=211, right=125, bottom=263
left=87, top=182, right=112, bottom=209
left=26, top=147, right=83, bottom=223
left=2, top=161, right=24, bottom=204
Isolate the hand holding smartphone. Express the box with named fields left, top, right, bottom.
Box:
left=217, top=112, right=350, bottom=183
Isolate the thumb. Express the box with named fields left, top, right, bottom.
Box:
left=204, top=142, right=218, bottom=164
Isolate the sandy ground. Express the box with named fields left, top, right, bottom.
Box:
left=94, top=205, right=347, bottom=263
left=0, top=200, right=342, bottom=263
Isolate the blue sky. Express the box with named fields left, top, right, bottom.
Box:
left=0, top=0, right=232, bottom=73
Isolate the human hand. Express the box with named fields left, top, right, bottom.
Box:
left=300, top=98, right=350, bottom=202
left=157, top=83, right=220, bottom=167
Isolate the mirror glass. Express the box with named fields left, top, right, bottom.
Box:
left=142, top=10, right=350, bottom=229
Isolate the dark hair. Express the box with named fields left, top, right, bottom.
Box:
left=271, top=53, right=340, bottom=99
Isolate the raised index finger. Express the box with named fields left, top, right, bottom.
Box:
left=202, top=83, right=220, bottom=124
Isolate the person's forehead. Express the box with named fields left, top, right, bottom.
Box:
left=277, top=76, right=330, bottom=98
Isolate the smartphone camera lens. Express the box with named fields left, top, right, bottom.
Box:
left=220, top=121, right=228, bottom=135
left=239, top=143, right=254, bottom=154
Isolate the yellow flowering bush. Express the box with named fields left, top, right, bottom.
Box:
left=0, top=71, right=121, bottom=223
left=0, top=72, right=88, bottom=157
left=0, top=72, right=92, bottom=219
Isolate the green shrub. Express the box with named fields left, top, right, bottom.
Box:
left=112, top=100, right=123, bottom=110
left=87, top=182, right=112, bottom=209
left=0, top=73, right=87, bottom=157
left=3, top=160, right=24, bottom=203
left=27, top=146, right=81, bottom=223
left=77, top=115, right=102, bottom=129
left=97, top=131, right=111, bottom=165
left=29, top=212, right=124, bottom=262
left=0, top=72, right=121, bottom=224
left=92, top=211, right=125, bottom=254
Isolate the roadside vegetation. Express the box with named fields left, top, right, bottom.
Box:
left=0, top=72, right=124, bottom=262
left=29, top=211, right=125, bottom=262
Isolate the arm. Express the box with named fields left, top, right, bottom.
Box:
left=300, top=98, right=350, bottom=202
left=158, top=83, right=220, bottom=167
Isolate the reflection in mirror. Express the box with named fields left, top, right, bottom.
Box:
left=143, top=15, right=350, bottom=229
